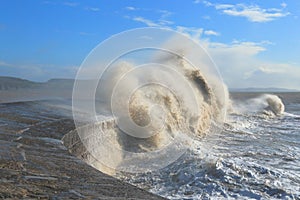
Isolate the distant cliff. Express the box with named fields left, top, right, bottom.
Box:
left=0, top=77, right=74, bottom=91
left=0, top=77, right=75, bottom=103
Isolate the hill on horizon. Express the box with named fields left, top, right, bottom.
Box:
left=0, top=76, right=74, bottom=90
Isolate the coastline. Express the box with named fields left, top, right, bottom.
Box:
left=0, top=100, right=165, bottom=199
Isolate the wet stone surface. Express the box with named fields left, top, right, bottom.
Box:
left=0, top=101, right=165, bottom=199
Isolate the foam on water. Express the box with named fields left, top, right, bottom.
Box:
left=229, top=94, right=285, bottom=117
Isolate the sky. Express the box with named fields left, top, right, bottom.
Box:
left=0, top=0, right=299, bottom=89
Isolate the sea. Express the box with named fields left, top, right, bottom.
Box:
left=119, top=92, right=300, bottom=200
left=1, top=91, right=299, bottom=199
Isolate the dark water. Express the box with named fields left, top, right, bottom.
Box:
left=122, top=92, right=300, bottom=199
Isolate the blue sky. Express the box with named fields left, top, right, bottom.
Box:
left=0, top=0, right=299, bottom=89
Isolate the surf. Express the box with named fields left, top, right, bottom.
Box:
left=64, top=31, right=230, bottom=175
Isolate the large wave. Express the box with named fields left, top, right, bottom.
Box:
left=64, top=33, right=229, bottom=175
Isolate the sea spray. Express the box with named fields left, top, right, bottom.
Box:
left=230, top=94, right=285, bottom=116
left=68, top=28, right=228, bottom=175
left=64, top=56, right=228, bottom=174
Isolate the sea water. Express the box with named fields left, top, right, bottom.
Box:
left=120, top=92, right=300, bottom=200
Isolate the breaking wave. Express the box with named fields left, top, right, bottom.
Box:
left=65, top=53, right=228, bottom=174
left=66, top=28, right=229, bottom=174
left=230, top=94, right=285, bottom=117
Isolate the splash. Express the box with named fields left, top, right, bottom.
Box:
left=67, top=28, right=229, bottom=175
left=230, top=94, right=285, bottom=116
left=64, top=57, right=227, bottom=174
left=264, top=94, right=285, bottom=115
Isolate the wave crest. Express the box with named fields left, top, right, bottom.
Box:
left=230, top=94, right=285, bottom=116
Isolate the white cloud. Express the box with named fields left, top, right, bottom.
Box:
left=204, top=1, right=289, bottom=22
left=125, top=6, right=138, bottom=11
left=215, top=4, right=234, bottom=10
left=127, top=9, right=174, bottom=28
left=259, top=66, right=285, bottom=74
left=150, top=25, right=300, bottom=89
left=193, top=0, right=201, bottom=4
left=133, top=17, right=160, bottom=27
left=204, top=30, right=219, bottom=36
left=203, top=1, right=213, bottom=7
left=159, top=19, right=174, bottom=26
left=202, top=15, right=211, bottom=20
left=241, top=63, right=300, bottom=89
left=222, top=5, right=289, bottom=22
left=176, top=26, right=219, bottom=38
left=158, top=10, right=173, bottom=19
left=166, top=27, right=299, bottom=89
left=85, top=6, right=100, bottom=12
left=281, top=2, right=287, bottom=8
left=176, top=26, right=203, bottom=39
left=204, top=41, right=300, bottom=89
left=244, top=66, right=285, bottom=79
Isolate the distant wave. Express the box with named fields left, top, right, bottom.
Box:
left=229, top=94, right=285, bottom=117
